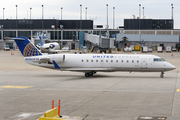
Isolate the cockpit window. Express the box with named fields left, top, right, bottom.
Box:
left=154, top=58, right=165, bottom=62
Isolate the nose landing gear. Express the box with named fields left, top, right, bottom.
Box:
left=160, top=72, right=164, bottom=78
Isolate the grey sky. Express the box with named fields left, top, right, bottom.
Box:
left=0, top=0, right=180, bottom=29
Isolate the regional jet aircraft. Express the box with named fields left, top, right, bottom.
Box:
left=36, top=35, right=69, bottom=53
left=14, top=37, right=176, bottom=78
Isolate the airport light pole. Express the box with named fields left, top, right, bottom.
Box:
left=2, top=8, right=5, bottom=20
left=139, top=4, right=141, bottom=19
left=171, top=4, right=174, bottom=29
left=113, top=7, right=115, bottom=29
left=139, top=4, right=141, bottom=42
left=85, top=7, right=87, bottom=20
left=61, top=7, right=63, bottom=20
left=171, top=4, right=173, bottom=19
left=106, top=4, right=108, bottom=29
left=143, top=7, right=144, bottom=19
left=30, top=8, right=32, bottom=19
left=80, top=4, right=82, bottom=29
left=139, top=4, right=141, bottom=29
left=16, top=5, right=18, bottom=19
left=16, top=5, right=18, bottom=31
left=42, top=5, right=44, bottom=30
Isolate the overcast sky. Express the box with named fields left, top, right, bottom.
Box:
left=0, top=0, right=180, bottom=29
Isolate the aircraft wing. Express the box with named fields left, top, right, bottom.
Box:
left=49, top=49, right=70, bottom=53
left=41, top=46, right=49, bottom=49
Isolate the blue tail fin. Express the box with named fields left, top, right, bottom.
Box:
left=14, top=37, right=42, bottom=57
left=39, top=35, right=44, bottom=46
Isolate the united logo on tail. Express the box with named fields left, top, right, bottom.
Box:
left=14, top=37, right=42, bottom=57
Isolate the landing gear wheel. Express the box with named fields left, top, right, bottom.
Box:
left=160, top=72, right=164, bottom=78
left=160, top=74, right=164, bottom=78
left=85, top=73, right=90, bottom=77
left=89, top=73, right=93, bottom=76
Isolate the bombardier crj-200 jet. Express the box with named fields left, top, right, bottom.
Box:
left=14, top=37, right=176, bottom=78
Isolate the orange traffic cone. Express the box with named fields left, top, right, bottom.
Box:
left=171, top=52, right=173, bottom=56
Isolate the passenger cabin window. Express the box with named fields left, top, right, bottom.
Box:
left=87, top=60, right=88, bottom=62
left=91, top=60, right=93, bottom=62
left=106, top=60, right=108, bottom=62
left=111, top=60, right=113, bottom=62
left=132, top=60, right=134, bottom=63
left=96, top=60, right=98, bottom=62
left=137, top=60, right=139, bottom=63
left=127, top=60, right=129, bottom=63
left=154, top=58, right=165, bottom=62
left=82, top=60, right=83, bottom=62
left=121, top=60, right=123, bottom=63
left=116, top=60, right=118, bottom=63
left=101, top=60, right=103, bottom=62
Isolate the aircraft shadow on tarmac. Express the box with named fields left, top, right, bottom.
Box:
left=33, top=73, right=174, bottom=80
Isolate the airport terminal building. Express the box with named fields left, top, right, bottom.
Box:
left=0, top=19, right=180, bottom=50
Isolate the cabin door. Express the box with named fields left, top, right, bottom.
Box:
left=141, top=58, right=147, bottom=68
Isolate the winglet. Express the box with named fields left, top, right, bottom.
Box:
left=52, top=60, right=60, bottom=69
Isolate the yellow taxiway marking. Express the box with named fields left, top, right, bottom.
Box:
left=177, top=89, right=180, bottom=92
left=0, top=89, right=3, bottom=90
left=0, top=85, right=33, bottom=89
left=18, top=58, right=23, bottom=60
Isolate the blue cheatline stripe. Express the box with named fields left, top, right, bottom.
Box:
left=52, top=60, right=60, bottom=69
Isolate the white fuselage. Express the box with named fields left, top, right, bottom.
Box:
left=24, top=54, right=176, bottom=73
left=40, top=42, right=60, bottom=53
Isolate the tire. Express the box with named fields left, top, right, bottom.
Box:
left=89, top=73, right=93, bottom=76
left=85, top=73, right=90, bottom=77
left=160, top=74, right=164, bottom=78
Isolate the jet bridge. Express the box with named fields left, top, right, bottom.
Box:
left=84, top=33, right=115, bottom=50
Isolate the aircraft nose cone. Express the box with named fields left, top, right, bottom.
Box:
left=169, top=64, right=176, bottom=70
left=171, top=65, right=176, bottom=70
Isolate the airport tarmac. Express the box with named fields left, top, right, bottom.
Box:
left=0, top=50, right=180, bottom=120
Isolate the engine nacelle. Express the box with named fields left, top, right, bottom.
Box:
left=50, top=54, right=65, bottom=63
left=49, top=44, right=55, bottom=49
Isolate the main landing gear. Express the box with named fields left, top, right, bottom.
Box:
left=160, top=72, right=164, bottom=78
left=85, top=72, right=96, bottom=77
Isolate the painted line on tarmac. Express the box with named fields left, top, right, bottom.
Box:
left=0, top=85, right=33, bottom=89
left=0, top=89, right=3, bottom=90
left=18, top=58, right=23, bottom=60
left=177, top=89, right=180, bottom=92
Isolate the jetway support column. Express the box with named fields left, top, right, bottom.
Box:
left=31, top=30, right=33, bottom=39
left=79, top=31, right=85, bottom=50
left=16, top=30, right=18, bottom=37
left=1, top=30, right=3, bottom=40
left=61, top=30, right=63, bottom=49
